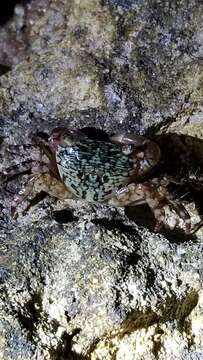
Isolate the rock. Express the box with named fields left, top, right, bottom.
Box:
left=1, top=215, right=203, bottom=359
left=0, top=0, right=203, bottom=359
left=0, top=0, right=203, bottom=140
left=0, top=0, right=50, bottom=69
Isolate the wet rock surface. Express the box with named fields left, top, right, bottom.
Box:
left=0, top=0, right=203, bottom=359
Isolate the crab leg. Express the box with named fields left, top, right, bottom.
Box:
left=191, top=219, right=203, bottom=233
left=166, top=199, right=191, bottom=233
left=11, top=176, right=36, bottom=218
left=11, top=173, right=74, bottom=218
left=1, top=144, right=36, bottom=155
left=109, top=182, right=191, bottom=232
left=0, top=160, right=48, bottom=184
left=109, top=182, right=167, bottom=230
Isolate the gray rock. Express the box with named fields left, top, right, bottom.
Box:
left=1, top=0, right=203, bottom=359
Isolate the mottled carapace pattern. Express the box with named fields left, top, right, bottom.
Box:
left=56, top=139, right=135, bottom=201
left=1, top=128, right=202, bottom=233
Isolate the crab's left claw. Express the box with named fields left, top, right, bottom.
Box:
left=110, top=134, right=148, bottom=146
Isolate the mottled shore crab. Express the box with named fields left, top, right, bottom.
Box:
left=0, top=128, right=199, bottom=233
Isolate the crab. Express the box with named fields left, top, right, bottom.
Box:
left=0, top=127, right=198, bottom=233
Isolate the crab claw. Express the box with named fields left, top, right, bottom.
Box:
left=110, top=134, right=148, bottom=146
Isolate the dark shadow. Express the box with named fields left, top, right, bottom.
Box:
left=80, top=127, right=110, bottom=141
left=35, top=131, right=49, bottom=142
left=125, top=204, right=155, bottom=232
left=0, top=64, right=11, bottom=76
left=153, top=134, right=203, bottom=227
left=69, top=353, right=89, bottom=360
left=0, top=0, right=26, bottom=26
left=0, top=135, right=3, bottom=146
left=92, top=217, right=138, bottom=235
left=92, top=218, right=141, bottom=266
left=49, top=329, right=84, bottom=360
left=125, top=204, right=197, bottom=244
left=23, top=191, right=47, bottom=213
left=16, top=292, right=42, bottom=342
left=151, top=133, right=203, bottom=177
left=120, top=290, right=199, bottom=336
left=53, top=209, right=78, bottom=224
left=160, top=227, right=197, bottom=244
left=126, top=133, right=203, bottom=240
left=146, top=266, right=156, bottom=288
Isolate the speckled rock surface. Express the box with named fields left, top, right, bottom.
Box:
left=1, top=214, right=203, bottom=359
left=0, top=0, right=50, bottom=69
left=0, top=0, right=203, bottom=141
left=1, top=0, right=203, bottom=359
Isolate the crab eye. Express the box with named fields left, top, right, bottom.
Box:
left=49, top=127, right=68, bottom=148
left=50, top=127, right=67, bottom=139
left=49, top=128, right=86, bottom=149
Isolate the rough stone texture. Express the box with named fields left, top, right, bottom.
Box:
left=1, top=214, right=203, bottom=359
left=0, top=0, right=203, bottom=359
left=0, top=0, right=203, bottom=141
left=0, top=0, right=50, bottom=69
